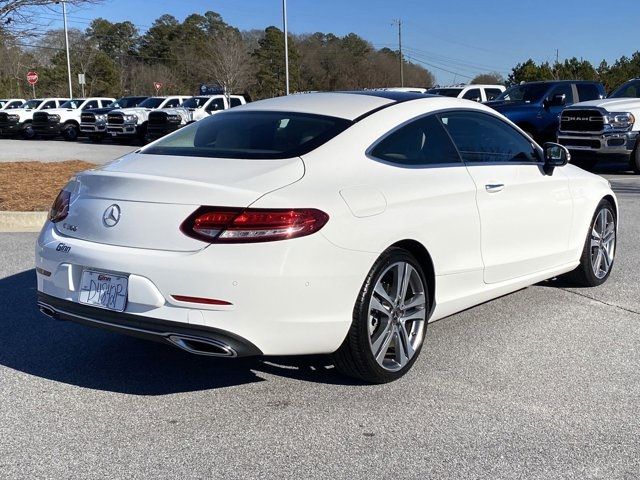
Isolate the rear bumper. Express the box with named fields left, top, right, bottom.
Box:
left=558, top=130, right=638, bottom=157
left=37, top=292, right=262, bottom=357
left=35, top=221, right=377, bottom=356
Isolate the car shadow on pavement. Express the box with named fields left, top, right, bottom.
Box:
left=0, top=269, right=358, bottom=395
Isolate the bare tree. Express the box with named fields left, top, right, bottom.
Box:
left=202, top=29, right=252, bottom=95
left=0, top=0, right=102, bottom=37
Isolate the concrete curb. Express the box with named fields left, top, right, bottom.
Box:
left=0, top=211, right=48, bottom=232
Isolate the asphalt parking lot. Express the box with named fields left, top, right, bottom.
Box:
left=0, top=139, right=136, bottom=164
left=1, top=164, right=639, bottom=479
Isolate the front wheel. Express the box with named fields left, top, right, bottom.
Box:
left=22, top=123, right=36, bottom=139
left=62, top=124, right=78, bottom=141
left=564, top=199, right=616, bottom=287
left=332, top=248, right=429, bottom=383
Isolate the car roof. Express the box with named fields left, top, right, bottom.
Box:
left=236, top=91, right=435, bottom=120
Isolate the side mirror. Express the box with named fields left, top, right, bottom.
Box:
left=543, top=142, right=570, bottom=174
left=546, top=93, right=566, bottom=107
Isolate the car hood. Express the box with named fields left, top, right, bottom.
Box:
left=567, top=98, right=640, bottom=111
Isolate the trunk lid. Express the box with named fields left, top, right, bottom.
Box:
left=58, top=152, right=305, bottom=251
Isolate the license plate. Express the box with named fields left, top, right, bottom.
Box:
left=78, top=269, right=128, bottom=312
left=110, top=132, right=117, bottom=136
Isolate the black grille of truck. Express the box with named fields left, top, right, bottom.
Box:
left=33, top=111, right=53, bottom=127
left=560, top=109, right=604, bottom=132
left=107, top=113, right=124, bottom=124
left=81, top=112, right=96, bottom=123
left=148, top=111, right=167, bottom=125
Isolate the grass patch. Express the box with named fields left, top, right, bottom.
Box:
left=0, top=161, right=95, bottom=211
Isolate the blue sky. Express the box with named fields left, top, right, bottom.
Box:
left=41, top=0, right=638, bottom=85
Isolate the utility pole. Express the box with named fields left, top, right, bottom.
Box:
left=282, top=0, right=290, bottom=95
left=393, top=19, right=404, bottom=87
left=59, top=0, right=73, bottom=98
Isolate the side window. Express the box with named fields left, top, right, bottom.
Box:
left=230, top=97, right=243, bottom=108
left=485, top=88, right=503, bottom=101
left=207, top=98, right=225, bottom=112
left=548, top=84, right=574, bottom=104
left=100, top=99, right=113, bottom=108
left=164, top=98, right=180, bottom=108
left=42, top=101, right=56, bottom=109
left=576, top=84, right=601, bottom=102
left=369, top=114, right=461, bottom=166
left=439, top=111, right=538, bottom=163
left=462, top=88, right=482, bottom=102
left=83, top=100, right=99, bottom=109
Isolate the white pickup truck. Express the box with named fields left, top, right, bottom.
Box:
left=107, top=96, right=189, bottom=143
left=147, top=94, right=247, bottom=140
left=32, top=97, right=115, bottom=141
left=0, top=98, right=69, bottom=139
left=557, top=78, right=640, bottom=173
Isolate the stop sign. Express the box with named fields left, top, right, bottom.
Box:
left=27, top=71, right=38, bottom=85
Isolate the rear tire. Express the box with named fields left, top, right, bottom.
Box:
left=332, top=248, right=429, bottom=383
left=563, top=199, right=616, bottom=287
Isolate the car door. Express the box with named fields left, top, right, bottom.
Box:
left=439, top=110, right=573, bottom=284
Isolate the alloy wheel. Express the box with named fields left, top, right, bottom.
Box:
left=368, top=261, right=426, bottom=372
left=590, top=207, right=616, bottom=279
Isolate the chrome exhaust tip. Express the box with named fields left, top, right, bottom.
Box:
left=167, top=335, right=237, bottom=357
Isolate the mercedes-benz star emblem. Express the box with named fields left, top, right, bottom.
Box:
left=103, top=204, right=121, bottom=227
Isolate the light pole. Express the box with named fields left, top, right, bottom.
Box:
left=282, top=0, right=290, bottom=95
left=58, top=0, right=73, bottom=98
left=393, top=19, right=404, bottom=87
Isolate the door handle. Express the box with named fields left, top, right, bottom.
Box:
left=485, top=183, right=505, bottom=193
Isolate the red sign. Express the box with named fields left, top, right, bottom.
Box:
left=153, top=82, right=162, bottom=92
left=27, top=71, right=38, bottom=85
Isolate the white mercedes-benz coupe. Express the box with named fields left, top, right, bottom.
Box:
left=36, top=91, right=617, bottom=383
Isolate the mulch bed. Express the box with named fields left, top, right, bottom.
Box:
left=0, top=161, right=95, bottom=211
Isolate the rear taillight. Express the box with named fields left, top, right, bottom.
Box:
left=49, top=190, right=71, bottom=223
left=181, top=207, right=329, bottom=243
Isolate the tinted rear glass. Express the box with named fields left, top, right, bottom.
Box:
left=144, top=111, right=352, bottom=159
left=609, top=80, right=640, bottom=98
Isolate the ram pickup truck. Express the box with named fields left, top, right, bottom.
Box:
left=0, top=98, right=26, bottom=110
left=147, top=94, right=247, bottom=140
left=0, top=98, right=69, bottom=139
left=557, top=78, right=640, bottom=173
left=32, top=97, right=115, bottom=141
left=80, top=96, right=149, bottom=142
left=426, top=84, right=505, bottom=102
left=485, top=80, right=605, bottom=143
left=106, top=95, right=189, bottom=143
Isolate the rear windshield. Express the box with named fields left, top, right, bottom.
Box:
left=426, top=88, right=463, bottom=97
left=138, top=97, right=165, bottom=108
left=143, top=111, right=352, bottom=159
